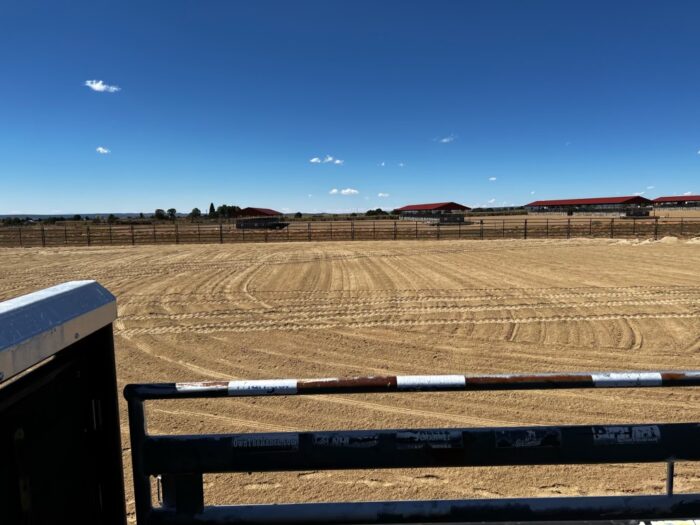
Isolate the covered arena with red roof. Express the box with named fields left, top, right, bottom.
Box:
left=395, top=202, right=470, bottom=223
left=525, top=196, right=652, bottom=215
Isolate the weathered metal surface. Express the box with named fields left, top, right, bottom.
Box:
left=147, top=494, right=700, bottom=524
left=125, top=371, right=700, bottom=400
left=0, top=280, right=116, bottom=383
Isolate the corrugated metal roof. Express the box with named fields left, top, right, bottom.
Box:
left=396, top=202, right=470, bottom=212
left=241, top=207, right=282, bottom=216
left=652, top=195, right=700, bottom=203
left=526, top=196, right=652, bottom=207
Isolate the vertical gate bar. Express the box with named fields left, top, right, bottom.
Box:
left=109, top=225, right=113, bottom=245
left=393, top=221, right=397, bottom=240
left=655, top=217, right=659, bottom=240
left=131, top=224, right=135, bottom=245
left=330, top=221, right=333, bottom=240
left=64, top=225, right=68, bottom=245
left=307, top=222, right=311, bottom=241
left=680, top=217, right=684, bottom=236
left=125, top=396, right=153, bottom=525
left=87, top=226, right=91, bottom=246
left=415, top=220, right=418, bottom=239
left=18, top=226, right=22, bottom=247
left=567, top=219, right=571, bottom=239
left=546, top=218, right=549, bottom=238
left=480, top=220, right=484, bottom=240
left=287, top=223, right=290, bottom=241
left=610, top=218, right=614, bottom=238
left=524, top=219, right=528, bottom=239
left=502, top=219, right=505, bottom=238
left=437, top=223, right=440, bottom=240
left=175, top=224, right=179, bottom=244
left=41, top=224, right=46, bottom=247
left=667, top=461, right=675, bottom=496
left=153, top=224, right=157, bottom=244
left=197, top=224, right=201, bottom=243
left=219, top=223, right=223, bottom=244
left=351, top=221, right=355, bottom=240
left=632, top=218, right=636, bottom=236
left=458, top=222, right=461, bottom=239
left=589, top=218, right=593, bottom=236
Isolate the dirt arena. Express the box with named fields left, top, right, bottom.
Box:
left=1, top=237, right=700, bottom=520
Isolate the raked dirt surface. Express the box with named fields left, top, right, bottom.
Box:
left=1, top=237, right=700, bottom=521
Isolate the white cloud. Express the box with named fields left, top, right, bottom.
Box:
left=377, top=192, right=390, bottom=198
left=634, top=191, right=645, bottom=196
left=530, top=191, right=536, bottom=195
left=436, top=134, right=455, bottom=143
left=488, top=177, right=497, bottom=181
left=96, top=146, right=110, bottom=154
left=308, top=194, right=313, bottom=198
left=311, top=154, right=344, bottom=165
left=379, top=161, right=385, bottom=167
left=684, top=191, right=693, bottom=195
left=646, top=185, right=655, bottom=190
left=84, top=80, right=120, bottom=93
left=340, top=188, right=359, bottom=195
left=488, top=198, right=496, bottom=204
left=329, top=188, right=338, bottom=194
left=697, top=150, right=700, bottom=155
left=398, top=162, right=405, bottom=167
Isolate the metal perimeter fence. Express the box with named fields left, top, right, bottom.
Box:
left=1, top=217, right=699, bottom=247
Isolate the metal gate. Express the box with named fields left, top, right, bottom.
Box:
left=126, top=371, right=700, bottom=524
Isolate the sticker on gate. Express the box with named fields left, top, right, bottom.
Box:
left=313, top=433, right=380, bottom=448
left=232, top=434, right=299, bottom=451
left=396, top=430, right=463, bottom=449
left=592, top=425, right=660, bottom=445
left=495, top=428, right=562, bottom=448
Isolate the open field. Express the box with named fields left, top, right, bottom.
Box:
left=1, top=238, right=700, bottom=520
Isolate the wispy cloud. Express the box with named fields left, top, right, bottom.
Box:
left=378, top=161, right=386, bottom=167
left=633, top=191, right=645, bottom=196
left=308, top=194, right=313, bottom=198
left=329, top=188, right=338, bottom=194
left=684, top=191, right=693, bottom=195
left=487, top=198, right=496, bottom=204
left=84, top=80, right=120, bottom=93
left=488, top=177, right=497, bottom=181
left=310, top=154, right=344, bottom=165
left=340, top=188, right=358, bottom=195
left=96, top=146, right=111, bottom=154
left=646, top=185, right=655, bottom=190
left=435, top=134, right=456, bottom=143
left=398, top=162, right=405, bottom=167
left=530, top=191, right=536, bottom=195
left=377, top=192, right=389, bottom=198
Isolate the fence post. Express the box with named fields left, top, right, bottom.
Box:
left=18, top=227, right=22, bottom=247
left=415, top=221, right=418, bottom=239
left=287, top=224, right=290, bottom=242
left=351, top=221, right=355, bottom=240
left=437, top=223, right=440, bottom=240
left=197, top=224, right=201, bottom=243
left=41, top=225, right=46, bottom=247
left=524, top=219, right=528, bottom=239
left=502, top=219, right=505, bottom=238
left=632, top=218, right=636, bottom=237
left=175, top=224, right=179, bottom=244
left=546, top=219, right=549, bottom=238
left=680, top=218, right=684, bottom=236
left=109, top=225, right=113, bottom=245
left=131, top=225, right=135, bottom=245
left=610, top=218, right=614, bottom=238
left=458, top=222, right=461, bottom=239
left=393, top=221, right=397, bottom=240
left=307, top=222, right=311, bottom=241
left=264, top=228, right=268, bottom=242
left=480, top=220, right=484, bottom=240
left=219, top=224, right=223, bottom=244
left=654, top=217, right=659, bottom=240
left=374, top=221, right=377, bottom=240
left=567, top=219, right=571, bottom=239
left=64, top=225, right=68, bottom=245
left=87, top=226, right=91, bottom=246
left=153, top=224, right=157, bottom=244
left=330, top=222, right=333, bottom=240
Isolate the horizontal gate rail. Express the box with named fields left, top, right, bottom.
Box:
left=142, top=422, right=700, bottom=474
left=147, top=494, right=700, bottom=525
left=125, top=370, right=700, bottom=399
left=125, top=370, right=700, bottom=524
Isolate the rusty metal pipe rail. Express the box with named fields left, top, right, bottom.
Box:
left=125, top=370, right=700, bottom=524
left=125, top=370, right=700, bottom=400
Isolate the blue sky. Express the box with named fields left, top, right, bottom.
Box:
left=1, top=0, right=699, bottom=214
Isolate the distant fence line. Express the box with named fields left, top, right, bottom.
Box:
left=1, top=217, right=699, bottom=248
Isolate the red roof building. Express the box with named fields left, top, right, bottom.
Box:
left=652, top=195, right=700, bottom=205
left=395, top=202, right=470, bottom=212
left=526, top=196, right=652, bottom=207
left=239, top=207, right=283, bottom=217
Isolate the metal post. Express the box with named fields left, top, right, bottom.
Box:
left=109, top=225, right=113, bottom=245
left=680, top=218, right=684, bottom=236
left=307, top=222, right=311, bottom=241
left=589, top=218, right=593, bottom=236
left=546, top=218, right=549, bottom=238
left=480, top=220, right=484, bottom=240
left=153, top=224, right=157, bottom=243
left=632, top=218, right=636, bottom=237
left=175, top=224, right=179, bottom=244
left=437, top=223, right=440, bottom=240
left=567, top=219, right=571, bottom=239
left=219, top=224, right=223, bottom=244
left=18, top=226, right=22, bottom=247
left=287, top=224, right=290, bottom=241
left=64, top=225, right=68, bottom=245
left=87, top=226, right=91, bottom=246
left=265, top=228, right=268, bottom=242
left=330, top=222, right=333, bottom=240
left=667, top=461, right=675, bottom=496
left=458, top=222, right=461, bottom=239
left=502, top=219, right=505, bottom=238
left=131, top=225, right=135, bottom=245
left=654, top=217, right=659, bottom=240
left=351, top=221, right=355, bottom=240
left=41, top=224, right=46, bottom=247
left=610, top=218, right=614, bottom=238
left=197, top=224, right=200, bottom=243
left=415, top=221, right=418, bottom=239
left=524, top=219, right=528, bottom=239
left=393, top=221, right=397, bottom=240
left=374, top=221, right=377, bottom=240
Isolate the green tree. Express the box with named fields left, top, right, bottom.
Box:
left=139, top=212, right=145, bottom=219
left=294, top=211, right=302, bottom=218
left=167, top=208, right=177, bottom=220
left=154, top=209, right=167, bottom=220
left=208, top=202, right=216, bottom=217
left=189, top=207, right=202, bottom=220
left=72, top=214, right=82, bottom=221
left=107, top=214, right=118, bottom=224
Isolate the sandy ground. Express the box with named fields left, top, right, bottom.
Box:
left=1, top=237, right=700, bottom=520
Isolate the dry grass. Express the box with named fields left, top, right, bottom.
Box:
left=1, top=237, right=700, bottom=519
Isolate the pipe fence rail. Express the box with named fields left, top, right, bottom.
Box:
left=125, top=370, right=700, bottom=524
left=2, top=217, right=700, bottom=247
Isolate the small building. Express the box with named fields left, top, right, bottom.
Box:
left=525, top=196, right=652, bottom=216
left=395, top=202, right=470, bottom=223
left=652, top=195, right=700, bottom=208
left=239, top=207, right=283, bottom=217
